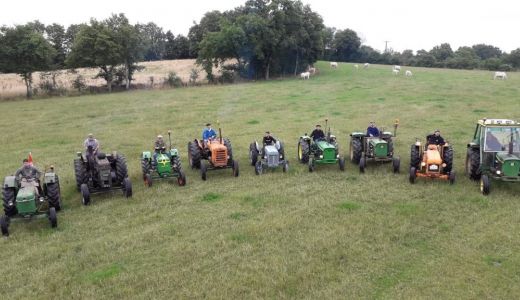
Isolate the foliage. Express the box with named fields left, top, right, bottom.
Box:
left=71, top=74, right=87, bottom=92
left=165, top=71, right=183, bottom=87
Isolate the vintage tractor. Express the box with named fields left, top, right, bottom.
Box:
left=141, top=131, right=186, bottom=187
left=74, top=146, right=132, bottom=205
left=349, top=120, right=400, bottom=173
left=1, top=166, right=61, bottom=236
left=409, top=136, right=455, bottom=184
left=249, top=137, right=289, bottom=175
left=187, top=124, right=239, bottom=180
left=297, top=119, right=345, bottom=172
left=466, top=118, right=520, bottom=195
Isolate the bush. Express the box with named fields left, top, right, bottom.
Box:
left=498, top=64, right=513, bottom=72
left=165, top=72, right=183, bottom=88
left=217, top=65, right=237, bottom=84
left=72, top=75, right=87, bottom=92
left=189, top=68, right=200, bottom=85
left=38, top=72, right=66, bottom=96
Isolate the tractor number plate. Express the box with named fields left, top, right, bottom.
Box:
left=429, top=165, right=439, bottom=171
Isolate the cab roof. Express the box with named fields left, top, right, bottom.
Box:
left=478, top=119, right=520, bottom=126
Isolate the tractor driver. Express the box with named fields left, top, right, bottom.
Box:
left=84, top=133, right=100, bottom=155
left=427, top=129, right=445, bottom=146
left=263, top=131, right=277, bottom=145
left=202, top=123, right=217, bottom=146
left=153, top=135, right=167, bottom=165
left=310, top=124, right=325, bottom=141
left=15, top=159, right=42, bottom=196
left=366, top=121, right=380, bottom=137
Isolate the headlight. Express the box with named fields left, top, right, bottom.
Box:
left=497, top=170, right=501, bottom=175
left=8, top=201, right=13, bottom=206
left=337, top=154, right=339, bottom=158
left=421, top=162, right=426, bottom=167
left=319, top=155, right=323, bottom=159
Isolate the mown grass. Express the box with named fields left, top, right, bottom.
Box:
left=1, top=61, right=520, bottom=298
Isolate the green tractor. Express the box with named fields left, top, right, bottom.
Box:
left=297, top=119, right=346, bottom=172
left=1, top=166, right=61, bottom=236
left=349, top=120, right=400, bottom=173
left=466, top=118, right=520, bottom=195
left=141, top=131, right=186, bottom=187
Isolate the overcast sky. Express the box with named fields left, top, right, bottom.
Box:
left=2, top=0, right=519, bottom=53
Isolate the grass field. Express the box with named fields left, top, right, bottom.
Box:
left=1, top=61, right=520, bottom=299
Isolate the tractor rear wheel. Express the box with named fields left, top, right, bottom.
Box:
left=449, top=171, right=456, bottom=185
left=298, top=139, right=309, bottom=163
left=249, top=143, right=259, bottom=166
left=48, top=207, right=57, bottom=228
left=200, top=162, right=207, bottom=181
left=74, top=158, right=87, bottom=191
left=2, top=188, right=17, bottom=217
left=255, top=161, right=262, bottom=175
left=115, top=154, right=129, bottom=184
left=443, top=145, right=454, bottom=173
left=177, top=169, right=186, bottom=186
left=350, top=138, right=363, bottom=163
left=466, top=148, right=481, bottom=180
left=410, top=145, right=421, bottom=168
left=144, top=173, right=152, bottom=187
left=141, top=159, right=151, bottom=179
left=46, top=182, right=61, bottom=211
left=80, top=183, right=90, bottom=206
left=409, top=167, right=417, bottom=184
left=359, top=157, right=366, bottom=173
left=188, top=141, right=201, bottom=169
left=480, top=175, right=490, bottom=195
left=339, top=157, right=345, bottom=171
left=392, top=157, right=400, bottom=173
left=224, top=138, right=234, bottom=161
left=123, top=178, right=132, bottom=198
left=0, top=215, right=9, bottom=237
left=233, top=160, right=239, bottom=177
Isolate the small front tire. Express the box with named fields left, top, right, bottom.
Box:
left=80, top=184, right=90, bottom=206
left=480, top=175, right=490, bottom=195
left=49, top=207, right=57, bottom=228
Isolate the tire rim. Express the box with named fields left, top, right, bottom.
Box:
left=298, top=143, right=302, bottom=160
left=350, top=144, right=353, bottom=160
left=480, top=179, right=484, bottom=192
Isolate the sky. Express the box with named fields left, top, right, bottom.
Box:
left=1, top=0, right=519, bottom=53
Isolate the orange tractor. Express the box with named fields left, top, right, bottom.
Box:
left=187, top=125, right=239, bottom=180
left=409, top=136, right=455, bottom=184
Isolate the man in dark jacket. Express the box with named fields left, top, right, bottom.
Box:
left=263, top=131, right=277, bottom=145
left=366, top=121, right=380, bottom=137
left=310, top=125, right=325, bottom=141
left=427, top=129, right=445, bottom=145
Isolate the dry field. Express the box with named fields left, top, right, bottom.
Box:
left=0, top=59, right=205, bottom=99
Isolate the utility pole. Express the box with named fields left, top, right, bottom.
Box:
left=384, top=41, right=391, bottom=53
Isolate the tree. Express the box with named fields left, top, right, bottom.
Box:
left=472, top=44, right=502, bottom=60
left=415, top=50, right=436, bottom=67
left=332, top=29, right=361, bottom=62
left=137, top=22, right=166, bottom=61
left=321, top=27, right=335, bottom=59
left=64, top=24, right=86, bottom=53
left=356, top=45, right=381, bottom=63
left=188, top=11, right=223, bottom=57
left=429, top=43, right=453, bottom=65
left=45, top=23, right=67, bottom=68
left=66, top=19, right=122, bottom=92
left=173, top=35, right=192, bottom=59
left=446, top=46, right=479, bottom=69
left=506, top=48, right=520, bottom=69
left=0, top=25, right=55, bottom=98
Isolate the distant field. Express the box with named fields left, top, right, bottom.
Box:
left=0, top=61, right=519, bottom=299
left=0, top=59, right=204, bottom=99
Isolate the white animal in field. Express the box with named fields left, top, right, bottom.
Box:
left=300, top=72, right=310, bottom=80
left=364, top=63, right=370, bottom=69
left=393, top=65, right=401, bottom=71
left=494, top=71, right=507, bottom=80
left=330, top=62, right=338, bottom=69
left=308, top=67, right=316, bottom=75
left=354, top=64, right=359, bottom=69
left=405, top=70, right=413, bottom=77
left=392, top=69, right=400, bottom=75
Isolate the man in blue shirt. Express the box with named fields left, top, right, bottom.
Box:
left=366, top=121, right=380, bottom=137
left=202, top=123, right=217, bottom=142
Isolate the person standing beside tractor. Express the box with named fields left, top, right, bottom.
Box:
left=15, top=158, right=42, bottom=197
left=310, top=124, right=325, bottom=141
left=427, top=130, right=445, bottom=146
left=366, top=121, right=380, bottom=137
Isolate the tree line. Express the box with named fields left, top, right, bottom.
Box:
left=1, top=0, right=520, bottom=98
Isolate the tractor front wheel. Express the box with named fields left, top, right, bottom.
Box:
left=144, top=173, right=152, bottom=187
left=255, top=161, right=262, bottom=175
left=283, top=161, right=289, bottom=173
left=339, top=157, right=345, bottom=171
left=177, top=170, right=187, bottom=186
left=480, top=175, right=490, bottom=195
left=48, top=207, right=57, bottom=228
left=123, top=178, right=132, bottom=198
left=233, top=160, right=240, bottom=177
left=201, top=162, right=207, bottom=181
left=449, top=171, right=456, bottom=185
left=0, top=215, right=9, bottom=237
left=80, top=184, right=90, bottom=206
left=359, top=157, right=366, bottom=173
left=308, top=158, right=315, bottom=172
left=409, top=167, right=417, bottom=184
left=392, top=157, right=400, bottom=173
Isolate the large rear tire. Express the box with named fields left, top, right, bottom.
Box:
left=48, top=207, right=57, bottom=228
left=80, top=183, right=90, bottom=206
left=46, top=182, right=61, bottom=211
left=141, top=158, right=151, bottom=180
left=443, top=145, right=454, bottom=174
left=74, top=158, right=87, bottom=191
left=350, top=138, right=363, bottom=163
left=224, top=138, right=234, bottom=161
left=115, top=154, right=129, bottom=184
left=188, top=141, right=201, bottom=169
left=249, top=142, right=259, bottom=166
left=2, top=188, right=17, bottom=217
left=466, top=148, right=481, bottom=180
left=298, top=139, right=310, bottom=163
left=410, top=145, right=421, bottom=169
left=0, top=215, right=9, bottom=237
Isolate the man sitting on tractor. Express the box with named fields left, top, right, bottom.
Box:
left=310, top=124, right=325, bottom=141
left=427, top=129, right=445, bottom=146
left=263, top=131, right=277, bottom=145
left=15, top=159, right=42, bottom=197
left=366, top=121, right=380, bottom=137
left=202, top=123, right=217, bottom=147
left=153, top=135, right=168, bottom=166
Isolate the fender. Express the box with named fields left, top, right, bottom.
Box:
left=170, top=149, right=179, bottom=157
left=43, top=172, right=58, bottom=184
left=3, top=176, right=17, bottom=188
left=350, top=132, right=365, bottom=138
left=142, top=151, right=152, bottom=159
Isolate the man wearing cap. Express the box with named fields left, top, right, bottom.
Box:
left=366, top=121, right=380, bottom=137
left=84, top=133, right=100, bottom=154
left=427, top=129, right=445, bottom=146
left=15, top=159, right=42, bottom=196
left=310, top=124, right=325, bottom=141
left=153, top=135, right=167, bottom=165
left=263, top=131, right=277, bottom=146
left=202, top=123, right=217, bottom=142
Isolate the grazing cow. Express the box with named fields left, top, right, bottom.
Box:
left=405, top=70, right=413, bottom=77
left=330, top=62, right=338, bottom=69
left=354, top=64, right=359, bottom=70
left=301, top=72, right=310, bottom=80
left=494, top=71, right=507, bottom=80
left=392, top=69, right=399, bottom=75
left=393, top=65, right=401, bottom=71
left=364, top=63, right=370, bottom=69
